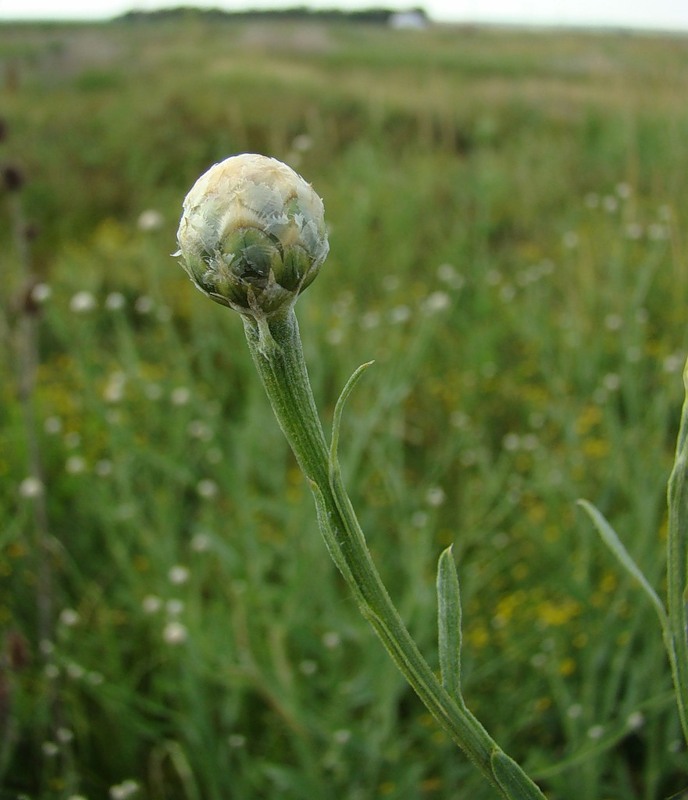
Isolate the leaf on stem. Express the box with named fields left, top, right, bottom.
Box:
left=576, top=499, right=668, bottom=634
left=491, top=750, right=547, bottom=800
left=308, top=478, right=356, bottom=586
left=329, top=361, right=375, bottom=474
left=437, top=545, right=464, bottom=704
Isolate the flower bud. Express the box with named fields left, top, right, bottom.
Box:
left=176, top=153, right=329, bottom=318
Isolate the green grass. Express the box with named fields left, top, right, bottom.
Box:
left=2, top=17, right=688, bottom=800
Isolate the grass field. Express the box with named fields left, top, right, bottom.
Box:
left=2, top=15, right=688, bottom=799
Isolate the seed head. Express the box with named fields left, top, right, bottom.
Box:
left=176, top=153, right=329, bottom=318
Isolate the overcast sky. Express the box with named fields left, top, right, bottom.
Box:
left=1, top=0, right=687, bottom=31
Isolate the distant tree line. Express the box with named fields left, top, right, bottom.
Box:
left=117, top=5, right=429, bottom=25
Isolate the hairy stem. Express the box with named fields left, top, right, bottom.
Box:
left=241, top=308, right=547, bottom=800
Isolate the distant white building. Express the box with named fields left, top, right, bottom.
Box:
left=389, top=9, right=430, bottom=29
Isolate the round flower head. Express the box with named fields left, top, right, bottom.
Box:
left=176, top=154, right=329, bottom=318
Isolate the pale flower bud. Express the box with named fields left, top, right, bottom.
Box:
left=176, top=153, right=329, bottom=317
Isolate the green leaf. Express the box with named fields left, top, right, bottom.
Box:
left=577, top=499, right=668, bottom=634
left=437, top=545, right=464, bottom=704
left=491, top=750, right=546, bottom=800
left=329, top=361, right=375, bottom=473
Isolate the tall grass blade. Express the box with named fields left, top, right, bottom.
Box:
left=576, top=499, right=668, bottom=633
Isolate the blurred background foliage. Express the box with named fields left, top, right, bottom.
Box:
left=2, top=15, right=688, bottom=799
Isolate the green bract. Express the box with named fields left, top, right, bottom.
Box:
left=176, top=153, right=329, bottom=317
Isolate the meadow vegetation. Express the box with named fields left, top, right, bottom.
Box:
left=2, top=16, right=688, bottom=799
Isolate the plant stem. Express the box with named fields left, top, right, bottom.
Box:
left=241, top=308, right=547, bottom=800
left=666, top=363, right=688, bottom=745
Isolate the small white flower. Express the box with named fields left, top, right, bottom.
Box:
left=331, top=729, right=349, bottom=745
left=502, top=433, right=521, bottom=452
left=59, top=608, right=80, bottom=627
left=437, top=263, right=457, bottom=283
left=56, top=726, right=75, bottom=743
left=587, top=725, right=605, bottom=740
left=604, top=313, right=623, bottom=331
left=625, top=222, right=643, bottom=240
left=521, top=433, right=540, bottom=450
left=562, top=231, right=579, bottom=249
left=530, top=653, right=547, bottom=669
left=437, top=263, right=465, bottom=289
left=382, top=274, right=400, bottom=292
left=163, top=621, right=188, bottom=645
left=171, top=386, right=191, bottom=406
left=322, top=631, right=341, bottom=649
left=360, top=311, right=380, bottom=330
left=450, top=411, right=470, bottom=429
left=44, top=416, right=62, bottom=434
left=105, top=292, right=126, bottom=311
left=389, top=305, right=411, bottom=324
left=39, top=639, right=55, bottom=655
left=109, top=780, right=139, bottom=800
left=228, top=734, right=246, bottom=748
left=626, top=346, right=642, bottom=363
left=602, top=195, right=618, bottom=213
left=187, top=420, right=213, bottom=441
left=44, top=663, right=60, bottom=679
left=137, top=209, right=164, bottom=231
left=168, top=565, right=189, bottom=585
left=626, top=711, right=644, bottom=730
left=19, top=476, right=44, bottom=498
left=145, top=382, right=163, bottom=401
left=602, top=373, right=621, bottom=392
left=65, top=455, right=87, bottom=475
left=104, top=372, right=126, bottom=403
left=70, top=291, right=97, bottom=313
left=291, top=133, right=313, bottom=152
left=421, top=291, right=451, bottom=314
left=566, top=703, right=583, bottom=719
left=648, top=223, right=669, bottom=241
left=191, top=532, right=212, bottom=552
left=95, top=459, right=113, bottom=477
left=42, top=741, right=59, bottom=757
left=425, top=487, right=445, bottom=507
left=66, top=662, right=85, bottom=680
left=663, top=354, right=684, bottom=374
left=142, top=595, right=162, bottom=614
left=326, top=328, right=344, bottom=345
left=134, top=295, right=154, bottom=314
left=197, top=478, right=218, bottom=499
left=411, top=511, right=428, bottom=528
left=31, top=282, right=52, bottom=304
left=299, top=659, right=318, bottom=676
left=499, top=284, right=516, bottom=303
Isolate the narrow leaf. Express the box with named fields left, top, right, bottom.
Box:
left=491, top=750, right=547, bottom=800
left=329, top=361, right=375, bottom=472
left=308, top=478, right=356, bottom=588
left=577, top=499, right=668, bottom=633
left=437, top=545, right=464, bottom=703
